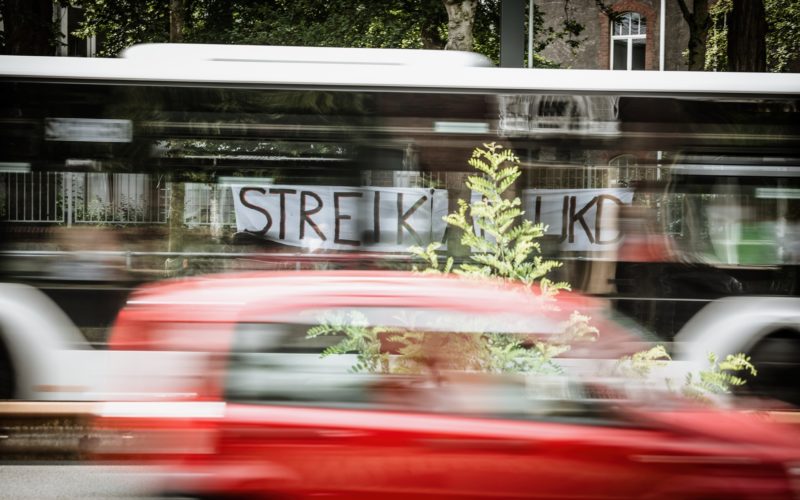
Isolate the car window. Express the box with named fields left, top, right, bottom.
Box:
left=227, top=321, right=396, bottom=407
left=254, top=306, right=566, bottom=336
left=224, top=308, right=628, bottom=426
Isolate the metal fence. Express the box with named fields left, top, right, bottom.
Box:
left=2, top=168, right=661, bottom=227
left=67, top=172, right=169, bottom=225
left=0, top=171, right=65, bottom=223
left=1, top=172, right=240, bottom=227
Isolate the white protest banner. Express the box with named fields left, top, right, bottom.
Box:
left=232, top=185, right=449, bottom=252
left=521, top=188, right=634, bottom=252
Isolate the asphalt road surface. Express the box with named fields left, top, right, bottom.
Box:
left=0, top=464, right=166, bottom=499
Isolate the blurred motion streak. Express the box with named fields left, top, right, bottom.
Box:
left=0, top=45, right=799, bottom=497
left=85, top=271, right=800, bottom=499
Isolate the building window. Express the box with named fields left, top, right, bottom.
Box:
left=57, top=6, right=98, bottom=57
left=611, top=12, right=646, bottom=71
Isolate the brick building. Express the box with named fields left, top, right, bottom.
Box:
left=536, top=0, right=691, bottom=71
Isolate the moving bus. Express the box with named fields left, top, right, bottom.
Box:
left=0, top=44, right=798, bottom=366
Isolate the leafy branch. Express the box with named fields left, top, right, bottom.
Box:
left=615, top=345, right=672, bottom=379
left=312, top=143, right=758, bottom=405
left=682, top=352, right=757, bottom=402
left=419, top=143, right=569, bottom=294
left=306, top=310, right=390, bottom=374
left=408, top=143, right=592, bottom=376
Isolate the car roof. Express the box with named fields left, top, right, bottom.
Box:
left=124, top=270, right=599, bottom=321
left=114, top=271, right=646, bottom=356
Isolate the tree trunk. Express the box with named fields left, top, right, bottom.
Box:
left=167, top=0, right=187, bottom=269
left=1, top=0, right=55, bottom=55
left=688, top=0, right=710, bottom=70
left=170, top=0, right=186, bottom=43
left=675, top=0, right=711, bottom=71
left=166, top=181, right=185, bottom=274
left=443, top=0, right=477, bottom=51
left=727, top=0, right=766, bottom=72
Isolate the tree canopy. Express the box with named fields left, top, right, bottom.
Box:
left=2, top=0, right=793, bottom=71
left=73, top=1, right=471, bottom=57
left=0, top=0, right=60, bottom=55
left=708, top=0, right=800, bottom=71
left=687, top=0, right=800, bottom=72
left=66, top=0, right=583, bottom=67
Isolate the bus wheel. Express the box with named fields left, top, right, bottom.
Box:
left=0, top=336, right=17, bottom=400
left=741, top=329, right=800, bottom=408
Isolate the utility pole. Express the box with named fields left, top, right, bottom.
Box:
left=528, top=0, right=535, bottom=68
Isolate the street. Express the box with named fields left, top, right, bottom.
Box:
left=0, top=464, right=164, bottom=499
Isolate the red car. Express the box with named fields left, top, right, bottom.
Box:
left=95, top=271, right=800, bottom=499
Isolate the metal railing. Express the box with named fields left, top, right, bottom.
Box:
left=66, top=172, right=169, bottom=225
left=1, top=172, right=238, bottom=227
left=0, top=171, right=64, bottom=223
left=0, top=250, right=415, bottom=275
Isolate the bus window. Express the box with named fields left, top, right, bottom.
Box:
left=1, top=54, right=799, bottom=343
left=666, top=170, right=800, bottom=266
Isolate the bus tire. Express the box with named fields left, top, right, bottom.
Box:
left=0, top=335, right=17, bottom=400
left=741, top=329, right=800, bottom=408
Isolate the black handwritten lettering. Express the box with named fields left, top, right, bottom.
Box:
left=299, top=191, right=327, bottom=241
left=569, top=196, right=596, bottom=244
left=534, top=195, right=542, bottom=225
left=239, top=187, right=272, bottom=236
left=269, top=188, right=296, bottom=239
left=595, top=194, right=624, bottom=244
left=334, top=192, right=362, bottom=246
left=559, top=196, right=569, bottom=243
left=397, top=193, right=427, bottom=245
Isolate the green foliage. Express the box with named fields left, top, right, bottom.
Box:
left=765, top=0, right=800, bottom=72
left=438, top=143, right=569, bottom=293
left=306, top=310, right=390, bottom=374
left=705, top=0, right=731, bottom=71
left=312, top=142, right=758, bottom=406
left=407, top=143, right=594, bottom=376
left=615, top=345, right=671, bottom=379
left=705, top=0, right=800, bottom=72
left=73, top=0, right=170, bottom=57
left=69, top=0, right=581, bottom=66
left=489, top=311, right=599, bottom=375
left=200, top=1, right=431, bottom=49
left=0, top=0, right=65, bottom=55
left=71, top=0, right=452, bottom=56
left=614, top=345, right=759, bottom=404
left=409, top=242, right=454, bottom=275
left=316, top=143, right=591, bottom=376
left=472, top=1, right=501, bottom=63
left=614, top=342, right=758, bottom=403
left=682, top=352, right=757, bottom=401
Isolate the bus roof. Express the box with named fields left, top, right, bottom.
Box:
left=1, top=44, right=799, bottom=98
left=121, top=43, right=496, bottom=67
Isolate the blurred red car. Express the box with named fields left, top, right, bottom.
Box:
left=109, top=271, right=643, bottom=353
left=94, top=271, right=800, bottom=499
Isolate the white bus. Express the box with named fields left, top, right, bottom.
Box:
left=1, top=44, right=799, bottom=403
